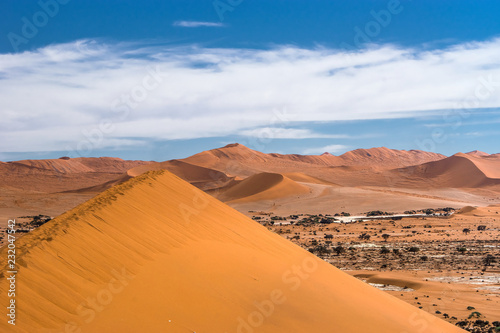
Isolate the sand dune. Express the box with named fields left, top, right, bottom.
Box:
left=0, top=157, right=151, bottom=192
left=0, top=170, right=462, bottom=332
left=127, top=159, right=232, bottom=190
left=0, top=158, right=154, bottom=227
left=218, top=172, right=310, bottom=202
left=283, top=172, right=336, bottom=185
left=59, top=174, right=133, bottom=194
left=466, top=150, right=490, bottom=157
left=394, top=153, right=500, bottom=188
left=10, top=157, right=151, bottom=174
left=181, top=144, right=446, bottom=177
left=457, top=204, right=500, bottom=216
left=339, top=147, right=446, bottom=169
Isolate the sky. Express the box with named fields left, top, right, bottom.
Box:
left=1, top=0, right=500, bottom=161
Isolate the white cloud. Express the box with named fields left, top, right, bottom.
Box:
left=240, top=127, right=349, bottom=139
left=1, top=38, right=500, bottom=154
left=302, top=144, right=349, bottom=155
left=423, top=117, right=500, bottom=128
left=173, top=21, right=225, bottom=28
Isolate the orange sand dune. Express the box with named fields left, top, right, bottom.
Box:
left=218, top=172, right=310, bottom=202
left=283, top=171, right=338, bottom=185
left=268, top=147, right=445, bottom=169
left=0, top=171, right=463, bottom=332
left=466, top=150, right=490, bottom=157
left=457, top=153, right=500, bottom=179
left=127, top=159, right=232, bottom=190
left=10, top=157, right=151, bottom=174
left=339, top=147, right=446, bottom=169
left=393, top=153, right=500, bottom=188
left=0, top=157, right=151, bottom=193
left=181, top=144, right=446, bottom=177
left=457, top=204, right=500, bottom=216
left=59, top=174, right=133, bottom=194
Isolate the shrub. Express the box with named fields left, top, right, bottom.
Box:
left=468, top=311, right=482, bottom=319
left=380, top=246, right=391, bottom=254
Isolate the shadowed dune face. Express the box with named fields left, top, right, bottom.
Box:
left=10, top=157, right=151, bottom=175
left=0, top=157, right=152, bottom=193
left=393, top=153, right=500, bottom=188
left=127, top=159, right=233, bottom=190
left=0, top=158, right=155, bottom=224
left=0, top=171, right=463, bottom=333
left=217, top=172, right=310, bottom=202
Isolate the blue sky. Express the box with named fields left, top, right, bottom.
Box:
left=1, top=0, right=500, bottom=161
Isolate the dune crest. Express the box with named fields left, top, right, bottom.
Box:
left=218, top=172, right=310, bottom=202
left=395, top=153, right=500, bottom=188
left=0, top=170, right=462, bottom=332
left=181, top=144, right=447, bottom=177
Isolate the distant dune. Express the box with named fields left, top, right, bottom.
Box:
left=217, top=172, right=310, bottom=202
left=10, top=157, right=151, bottom=174
left=395, top=153, right=500, bottom=188
left=2, top=144, right=499, bottom=221
left=457, top=204, right=500, bottom=216
left=127, top=159, right=232, bottom=190
left=0, top=157, right=151, bottom=192
left=182, top=143, right=447, bottom=176
left=0, top=170, right=463, bottom=332
left=283, top=172, right=336, bottom=185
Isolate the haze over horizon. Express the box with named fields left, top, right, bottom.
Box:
left=2, top=0, right=500, bottom=161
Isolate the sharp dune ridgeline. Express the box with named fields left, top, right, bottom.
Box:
left=0, top=170, right=464, bottom=333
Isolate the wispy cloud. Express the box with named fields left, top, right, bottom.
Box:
left=173, top=20, right=225, bottom=28
left=423, top=117, right=500, bottom=128
left=1, top=38, right=500, bottom=153
left=240, top=128, right=350, bottom=139
left=302, top=144, right=349, bottom=155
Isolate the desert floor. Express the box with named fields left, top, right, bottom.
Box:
left=260, top=208, right=500, bottom=331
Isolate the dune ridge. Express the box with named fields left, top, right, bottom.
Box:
left=395, top=153, right=500, bottom=188
left=181, top=144, right=447, bottom=177
left=217, top=172, right=310, bottom=202
left=9, top=157, right=151, bottom=175
left=0, top=170, right=463, bottom=332
left=127, top=159, right=232, bottom=190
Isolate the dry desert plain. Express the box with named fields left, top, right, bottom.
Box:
left=0, top=144, right=499, bottom=332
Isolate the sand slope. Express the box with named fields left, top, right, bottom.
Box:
left=9, top=157, right=150, bottom=175
left=0, top=157, right=151, bottom=192
left=457, top=204, right=500, bottom=216
left=127, top=159, right=232, bottom=190
left=394, top=153, right=500, bottom=188
left=217, top=172, right=310, bottom=202
left=283, top=172, right=336, bottom=185
left=338, top=147, right=446, bottom=169
left=0, top=171, right=463, bottom=333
